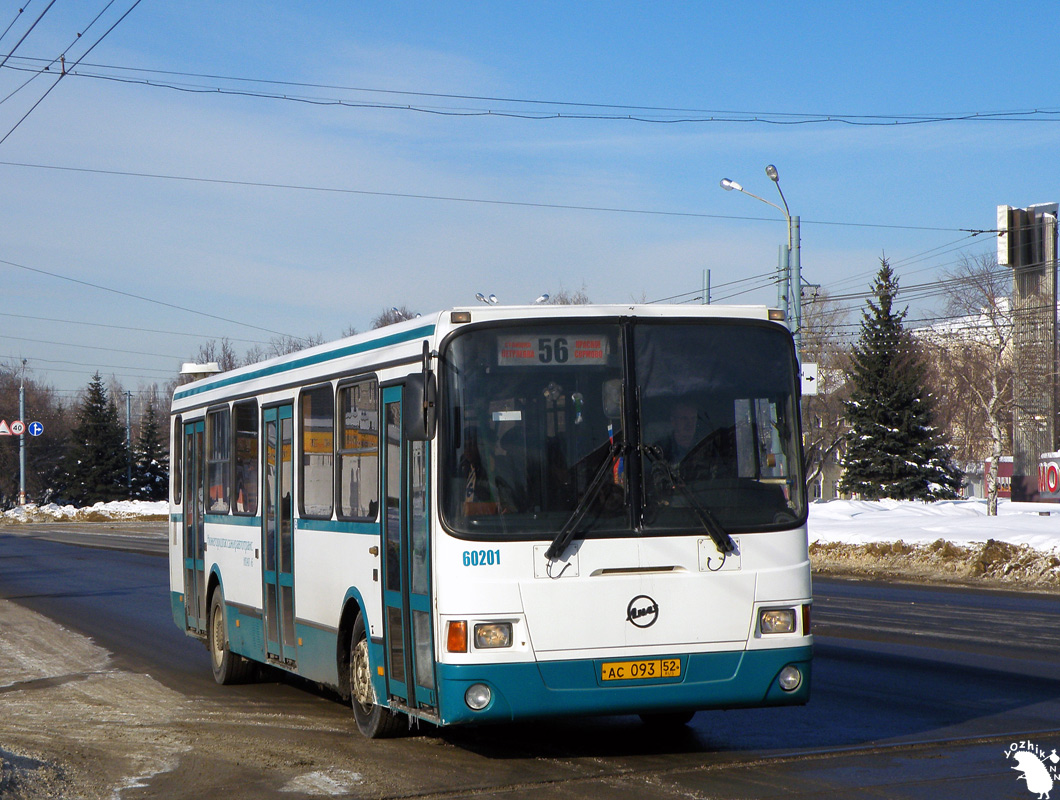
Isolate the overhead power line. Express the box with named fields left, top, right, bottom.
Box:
left=0, top=352, right=173, bottom=374
left=0, top=256, right=302, bottom=339
left=0, top=331, right=191, bottom=360
left=3, top=55, right=1060, bottom=126
left=0, top=158, right=980, bottom=234
left=0, top=1, right=141, bottom=146
left=0, top=311, right=270, bottom=344
left=0, top=3, right=34, bottom=48
left=0, top=1, right=57, bottom=73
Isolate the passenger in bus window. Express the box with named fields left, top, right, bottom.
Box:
left=494, top=427, right=534, bottom=513
left=459, top=424, right=496, bottom=516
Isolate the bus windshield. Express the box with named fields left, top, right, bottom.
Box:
left=440, top=319, right=805, bottom=539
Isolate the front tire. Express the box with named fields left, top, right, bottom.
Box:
left=350, top=614, right=403, bottom=738
left=209, top=590, right=253, bottom=685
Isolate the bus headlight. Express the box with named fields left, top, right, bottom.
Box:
left=474, top=622, right=512, bottom=649
left=760, top=608, right=796, bottom=634
left=778, top=665, right=802, bottom=692
left=465, top=683, right=492, bottom=710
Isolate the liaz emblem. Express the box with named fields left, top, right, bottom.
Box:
left=626, top=595, right=659, bottom=628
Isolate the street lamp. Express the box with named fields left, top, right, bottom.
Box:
left=720, top=166, right=802, bottom=358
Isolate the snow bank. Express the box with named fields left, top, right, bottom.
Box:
left=3, top=497, right=1058, bottom=553
left=809, top=498, right=1060, bottom=553
left=3, top=497, right=1057, bottom=588
left=2, top=500, right=169, bottom=523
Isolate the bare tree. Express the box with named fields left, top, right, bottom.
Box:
left=924, top=252, right=1013, bottom=514
left=267, top=333, right=326, bottom=357
left=372, top=306, right=419, bottom=329
left=189, top=334, right=326, bottom=373
left=798, top=291, right=851, bottom=499
left=193, top=338, right=240, bottom=372
left=547, top=284, right=591, bottom=305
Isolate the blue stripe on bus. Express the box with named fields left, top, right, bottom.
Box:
left=187, top=514, right=376, bottom=533
left=204, top=514, right=261, bottom=526
left=295, top=518, right=380, bottom=535
left=173, top=323, right=436, bottom=401
left=434, top=645, right=812, bottom=726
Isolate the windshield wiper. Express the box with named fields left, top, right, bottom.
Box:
left=545, top=441, right=623, bottom=561
left=643, top=445, right=735, bottom=555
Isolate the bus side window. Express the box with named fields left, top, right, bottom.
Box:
left=301, top=385, right=335, bottom=519
left=338, top=378, right=380, bottom=521
left=206, top=408, right=231, bottom=513
left=233, top=400, right=258, bottom=515
left=172, top=415, right=182, bottom=505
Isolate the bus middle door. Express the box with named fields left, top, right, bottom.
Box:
left=263, top=404, right=297, bottom=665
left=381, top=385, right=437, bottom=716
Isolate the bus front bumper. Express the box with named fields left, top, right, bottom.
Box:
left=435, top=645, right=812, bottom=726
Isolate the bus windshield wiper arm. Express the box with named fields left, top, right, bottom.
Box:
left=643, top=445, right=735, bottom=555
left=545, top=441, right=622, bottom=561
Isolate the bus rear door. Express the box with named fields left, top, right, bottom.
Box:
left=182, top=419, right=206, bottom=633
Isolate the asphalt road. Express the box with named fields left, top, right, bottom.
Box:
left=2, top=525, right=1059, bottom=799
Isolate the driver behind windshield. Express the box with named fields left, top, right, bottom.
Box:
left=654, top=399, right=736, bottom=483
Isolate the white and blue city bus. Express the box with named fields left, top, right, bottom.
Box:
left=169, top=304, right=812, bottom=738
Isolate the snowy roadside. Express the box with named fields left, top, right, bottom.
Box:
left=2, top=498, right=1058, bottom=591
left=809, top=498, right=1060, bottom=591
left=0, top=500, right=168, bottom=524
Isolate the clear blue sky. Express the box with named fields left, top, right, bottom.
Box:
left=1, top=1, right=1057, bottom=399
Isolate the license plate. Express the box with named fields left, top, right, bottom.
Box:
left=601, top=658, right=681, bottom=681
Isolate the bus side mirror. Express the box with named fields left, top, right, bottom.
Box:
left=404, top=371, right=436, bottom=441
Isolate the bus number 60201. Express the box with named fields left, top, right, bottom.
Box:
left=463, top=549, right=501, bottom=567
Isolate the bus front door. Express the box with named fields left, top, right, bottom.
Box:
left=263, top=404, right=297, bottom=664
left=381, top=386, right=437, bottom=715
left=182, top=419, right=206, bottom=633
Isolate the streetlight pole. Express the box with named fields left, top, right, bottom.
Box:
left=720, top=166, right=802, bottom=359
left=19, top=359, right=26, bottom=505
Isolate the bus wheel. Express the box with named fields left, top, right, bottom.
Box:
left=208, top=591, right=253, bottom=685
left=350, top=614, right=403, bottom=738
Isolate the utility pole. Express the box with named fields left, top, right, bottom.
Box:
left=18, top=359, right=26, bottom=505
left=790, top=214, right=802, bottom=357
left=125, top=390, right=133, bottom=493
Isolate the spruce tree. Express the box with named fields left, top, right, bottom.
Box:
left=132, top=400, right=169, bottom=501
left=61, top=373, right=130, bottom=505
left=839, top=259, right=962, bottom=500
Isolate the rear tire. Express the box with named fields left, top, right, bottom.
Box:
left=209, top=590, right=254, bottom=685
left=350, top=614, right=404, bottom=738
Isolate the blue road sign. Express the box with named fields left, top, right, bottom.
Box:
left=28, top=421, right=43, bottom=436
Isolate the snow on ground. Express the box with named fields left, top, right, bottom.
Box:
left=4, top=497, right=1056, bottom=548
left=1, top=500, right=168, bottom=523
left=809, top=498, right=1060, bottom=552
left=809, top=499, right=1060, bottom=590
left=3, top=497, right=1058, bottom=589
